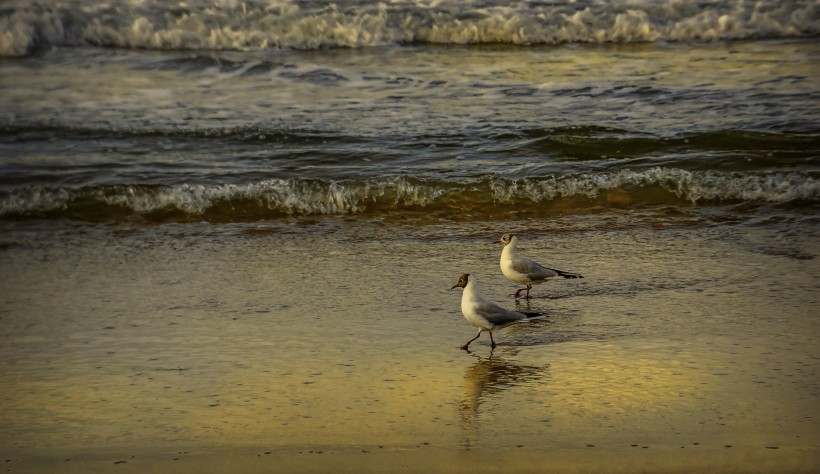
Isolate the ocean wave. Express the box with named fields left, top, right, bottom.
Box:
left=2, top=0, right=818, bottom=56
left=0, top=122, right=355, bottom=144
left=3, top=122, right=816, bottom=150
left=1, top=169, right=816, bottom=222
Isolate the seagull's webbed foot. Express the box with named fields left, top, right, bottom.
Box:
left=461, top=330, right=482, bottom=351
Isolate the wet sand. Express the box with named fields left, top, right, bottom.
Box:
left=7, top=444, right=819, bottom=474
left=1, top=220, right=818, bottom=472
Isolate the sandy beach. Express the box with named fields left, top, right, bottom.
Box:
left=1, top=220, right=817, bottom=472
left=9, top=444, right=819, bottom=473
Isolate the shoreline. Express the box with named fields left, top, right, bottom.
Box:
left=1, top=222, right=817, bottom=473
left=6, top=444, right=819, bottom=474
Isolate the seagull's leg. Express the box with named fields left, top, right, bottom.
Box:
left=525, top=284, right=532, bottom=299
left=489, top=332, right=497, bottom=349
left=460, top=330, right=482, bottom=351
left=513, top=287, right=527, bottom=298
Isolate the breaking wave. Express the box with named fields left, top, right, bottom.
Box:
left=2, top=0, right=818, bottom=56
left=1, top=169, right=817, bottom=223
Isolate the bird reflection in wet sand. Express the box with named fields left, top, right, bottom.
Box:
left=459, top=352, right=550, bottom=449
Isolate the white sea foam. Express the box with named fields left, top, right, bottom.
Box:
left=2, top=0, right=817, bottom=56
left=490, top=168, right=820, bottom=205
left=1, top=170, right=817, bottom=218
left=98, top=177, right=450, bottom=216
left=0, top=186, right=71, bottom=214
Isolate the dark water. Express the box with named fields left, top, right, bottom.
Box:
left=1, top=1, right=819, bottom=228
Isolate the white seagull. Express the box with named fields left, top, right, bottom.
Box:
left=495, top=233, right=583, bottom=299
left=450, top=273, right=545, bottom=350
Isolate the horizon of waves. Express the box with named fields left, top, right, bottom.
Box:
left=2, top=0, right=818, bottom=57
left=1, top=168, right=817, bottom=223
left=2, top=123, right=817, bottom=157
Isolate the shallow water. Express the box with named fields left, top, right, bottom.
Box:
left=1, top=220, right=817, bottom=471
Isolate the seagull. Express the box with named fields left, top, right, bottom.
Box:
left=450, top=273, right=545, bottom=350
left=495, top=233, right=583, bottom=299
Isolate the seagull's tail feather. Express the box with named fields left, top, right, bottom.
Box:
left=552, top=269, right=583, bottom=279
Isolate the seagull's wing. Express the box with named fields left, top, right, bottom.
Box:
left=511, top=255, right=559, bottom=280
left=475, top=299, right=527, bottom=326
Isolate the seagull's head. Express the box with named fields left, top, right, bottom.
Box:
left=494, top=233, right=513, bottom=245
left=450, top=273, right=470, bottom=290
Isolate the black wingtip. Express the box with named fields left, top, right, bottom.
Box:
left=523, top=312, right=546, bottom=319
left=554, top=270, right=583, bottom=279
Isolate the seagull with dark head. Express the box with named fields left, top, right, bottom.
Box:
left=450, top=273, right=545, bottom=350
left=495, top=233, right=583, bottom=299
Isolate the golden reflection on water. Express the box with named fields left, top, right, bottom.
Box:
left=2, top=338, right=713, bottom=453
left=451, top=330, right=798, bottom=451
left=3, top=334, right=810, bottom=455
left=1, top=223, right=818, bottom=472
left=459, top=351, right=550, bottom=450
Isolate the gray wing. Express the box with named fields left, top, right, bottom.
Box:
left=511, top=255, right=559, bottom=280
left=475, top=299, right=527, bottom=326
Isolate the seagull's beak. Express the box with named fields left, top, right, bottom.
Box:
left=450, top=284, right=458, bottom=290
left=493, top=239, right=502, bottom=244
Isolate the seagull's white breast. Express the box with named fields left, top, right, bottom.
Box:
left=461, top=299, right=494, bottom=331
left=461, top=281, right=496, bottom=331
left=500, top=247, right=532, bottom=285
